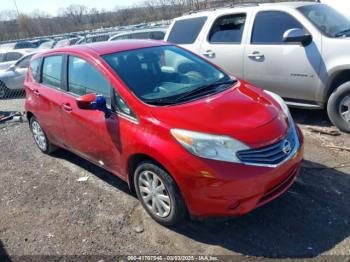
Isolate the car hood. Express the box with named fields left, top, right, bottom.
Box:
left=150, top=81, right=289, bottom=148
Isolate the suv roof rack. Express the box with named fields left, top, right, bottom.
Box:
left=187, top=2, right=259, bottom=15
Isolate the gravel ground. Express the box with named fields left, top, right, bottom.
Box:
left=0, top=97, right=350, bottom=259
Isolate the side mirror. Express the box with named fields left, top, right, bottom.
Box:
left=283, top=28, right=312, bottom=46
left=76, top=93, right=111, bottom=118
left=76, top=93, right=96, bottom=110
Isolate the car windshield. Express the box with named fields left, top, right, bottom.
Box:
left=298, top=4, right=350, bottom=37
left=103, top=45, right=234, bottom=105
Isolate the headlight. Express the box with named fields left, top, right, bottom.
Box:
left=264, top=90, right=291, bottom=119
left=170, top=129, right=249, bottom=163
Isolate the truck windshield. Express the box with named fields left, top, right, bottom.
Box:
left=298, top=4, right=350, bottom=38
left=103, top=45, right=234, bottom=105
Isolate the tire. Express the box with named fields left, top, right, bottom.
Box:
left=327, top=82, right=350, bottom=133
left=0, top=82, right=9, bottom=99
left=134, top=161, right=187, bottom=227
left=30, top=116, right=57, bottom=154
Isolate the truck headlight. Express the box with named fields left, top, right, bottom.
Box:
left=171, top=129, right=249, bottom=163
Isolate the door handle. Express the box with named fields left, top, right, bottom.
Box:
left=62, top=103, right=72, bottom=112
left=203, top=50, right=216, bottom=59
left=248, top=51, right=265, bottom=60
left=33, top=89, right=40, bottom=96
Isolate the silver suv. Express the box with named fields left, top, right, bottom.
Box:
left=165, top=2, right=350, bottom=133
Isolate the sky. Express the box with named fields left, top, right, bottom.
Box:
left=1, top=0, right=145, bottom=16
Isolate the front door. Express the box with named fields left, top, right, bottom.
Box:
left=60, top=55, right=122, bottom=175
left=243, top=10, right=322, bottom=101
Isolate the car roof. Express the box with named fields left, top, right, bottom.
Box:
left=39, top=39, right=170, bottom=57
left=177, top=1, right=317, bottom=19
left=0, top=49, right=33, bottom=54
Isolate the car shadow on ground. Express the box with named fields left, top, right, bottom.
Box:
left=51, top=149, right=132, bottom=196
left=174, top=160, right=350, bottom=258
left=290, top=108, right=332, bottom=128
left=50, top=146, right=350, bottom=258
left=0, top=240, right=10, bottom=262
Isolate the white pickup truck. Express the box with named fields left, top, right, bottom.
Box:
left=165, top=2, right=350, bottom=133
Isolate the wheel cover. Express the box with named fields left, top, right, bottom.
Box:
left=138, top=170, right=171, bottom=218
left=31, top=121, right=47, bottom=151
left=339, top=95, right=350, bottom=123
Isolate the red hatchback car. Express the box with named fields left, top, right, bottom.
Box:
left=25, top=40, right=303, bottom=226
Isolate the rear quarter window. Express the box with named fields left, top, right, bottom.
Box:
left=167, top=16, right=207, bottom=44
left=29, top=58, right=41, bottom=82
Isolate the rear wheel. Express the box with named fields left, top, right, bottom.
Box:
left=134, top=161, right=187, bottom=227
left=30, top=117, right=57, bottom=154
left=327, top=82, right=350, bottom=133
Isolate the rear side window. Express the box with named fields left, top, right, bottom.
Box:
left=251, top=11, right=303, bottom=44
left=167, top=16, right=207, bottom=44
left=68, top=56, right=111, bottom=106
left=29, top=58, right=41, bottom=82
left=209, top=14, right=246, bottom=43
left=42, top=56, right=63, bottom=89
left=5, top=52, right=22, bottom=61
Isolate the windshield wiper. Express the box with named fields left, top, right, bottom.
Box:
left=335, top=28, right=350, bottom=37
left=174, top=79, right=236, bottom=102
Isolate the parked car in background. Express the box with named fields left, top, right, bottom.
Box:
left=165, top=2, right=350, bottom=133
left=109, top=28, right=167, bottom=41
left=54, top=37, right=82, bottom=48
left=14, top=41, right=36, bottom=49
left=0, top=49, right=33, bottom=71
left=76, top=33, right=112, bottom=45
left=0, top=52, right=36, bottom=98
left=25, top=41, right=303, bottom=226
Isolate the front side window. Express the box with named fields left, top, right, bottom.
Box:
left=167, top=17, right=207, bottom=44
left=298, top=4, right=350, bottom=37
left=42, top=56, right=62, bottom=89
left=209, top=14, right=246, bottom=43
left=68, top=56, right=111, bottom=106
left=103, top=45, right=233, bottom=105
left=131, top=32, right=150, bottom=39
left=251, top=11, right=303, bottom=44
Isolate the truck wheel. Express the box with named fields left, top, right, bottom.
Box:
left=327, top=82, right=350, bottom=133
left=134, top=161, right=187, bottom=227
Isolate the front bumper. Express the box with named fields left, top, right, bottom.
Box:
left=174, top=126, right=304, bottom=217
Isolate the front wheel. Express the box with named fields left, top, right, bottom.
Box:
left=327, top=82, right=350, bottom=133
left=134, top=161, right=187, bottom=227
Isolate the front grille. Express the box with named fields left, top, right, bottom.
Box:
left=237, top=126, right=298, bottom=166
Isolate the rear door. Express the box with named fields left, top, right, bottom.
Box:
left=60, top=55, right=122, bottom=174
left=199, top=13, right=247, bottom=78
left=27, top=55, right=66, bottom=145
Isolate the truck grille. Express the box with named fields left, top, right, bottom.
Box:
left=237, top=126, right=298, bottom=167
